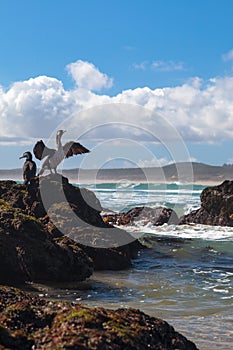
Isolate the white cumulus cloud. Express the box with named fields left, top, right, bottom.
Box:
left=0, top=75, right=78, bottom=140
left=1, top=60, right=233, bottom=148
left=66, top=60, right=113, bottom=91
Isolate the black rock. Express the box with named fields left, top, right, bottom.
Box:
left=103, top=206, right=180, bottom=226
left=180, top=180, right=233, bottom=226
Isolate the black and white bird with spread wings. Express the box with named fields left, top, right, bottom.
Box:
left=33, top=130, right=90, bottom=176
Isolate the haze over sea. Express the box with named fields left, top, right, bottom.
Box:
left=34, top=181, right=233, bottom=350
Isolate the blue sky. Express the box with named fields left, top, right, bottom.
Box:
left=1, top=0, right=233, bottom=170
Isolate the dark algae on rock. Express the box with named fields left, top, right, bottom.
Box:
left=0, top=286, right=198, bottom=350
left=0, top=197, right=93, bottom=284
left=0, top=174, right=143, bottom=285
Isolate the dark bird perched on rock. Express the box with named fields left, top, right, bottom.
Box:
left=33, top=130, right=90, bottom=176
left=19, top=151, right=37, bottom=185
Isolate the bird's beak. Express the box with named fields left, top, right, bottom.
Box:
left=63, top=130, right=67, bottom=133
left=19, top=154, right=27, bottom=159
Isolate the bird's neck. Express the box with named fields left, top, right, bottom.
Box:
left=56, top=133, right=63, bottom=149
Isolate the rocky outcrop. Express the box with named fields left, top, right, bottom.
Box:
left=103, top=206, right=180, bottom=226
left=180, top=180, right=233, bottom=226
left=0, top=175, right=143, bottom=284
left=0, top=285, right=198, bottom=350
left=0, top=199, right=93, bottom=284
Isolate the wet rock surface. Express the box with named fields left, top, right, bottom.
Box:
left=0, top=199, right=93, bottom=284
left=0, top=285, right=198, bottom=350
left=0, top=175, right=143, bottom=284
left=103, top=206, right=180, bottom=226
left=180, top=180, right=233, bottom=226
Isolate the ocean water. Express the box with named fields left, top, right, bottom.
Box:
left=39, top=182, right=233, bottom=349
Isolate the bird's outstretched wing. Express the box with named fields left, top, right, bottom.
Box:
left=33, top=140, right=56, bottom=160
left=63, top=141, right=90, bottom=158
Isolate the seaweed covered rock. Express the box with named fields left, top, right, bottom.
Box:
left=0, top=176, right=103, bottom=224
left=103, top=206, right=179, bottom=226
left=0, top=175, right=143, bottom=280
left=0, top=200, right=93, bottom=284
left=0, top=285, right=198, bottom=350
left=180, top=180, right=233, bottom=226
left=47, top=200, right=143, bottom=270
left=33, top=174, right=143, bottom=270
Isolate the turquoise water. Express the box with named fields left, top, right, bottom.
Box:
left=38, top=182, right=233, bottom=349
left=78, top=182, right=205, bottom=217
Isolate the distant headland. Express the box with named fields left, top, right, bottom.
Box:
left=1, top=162, right=233, bottom=185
